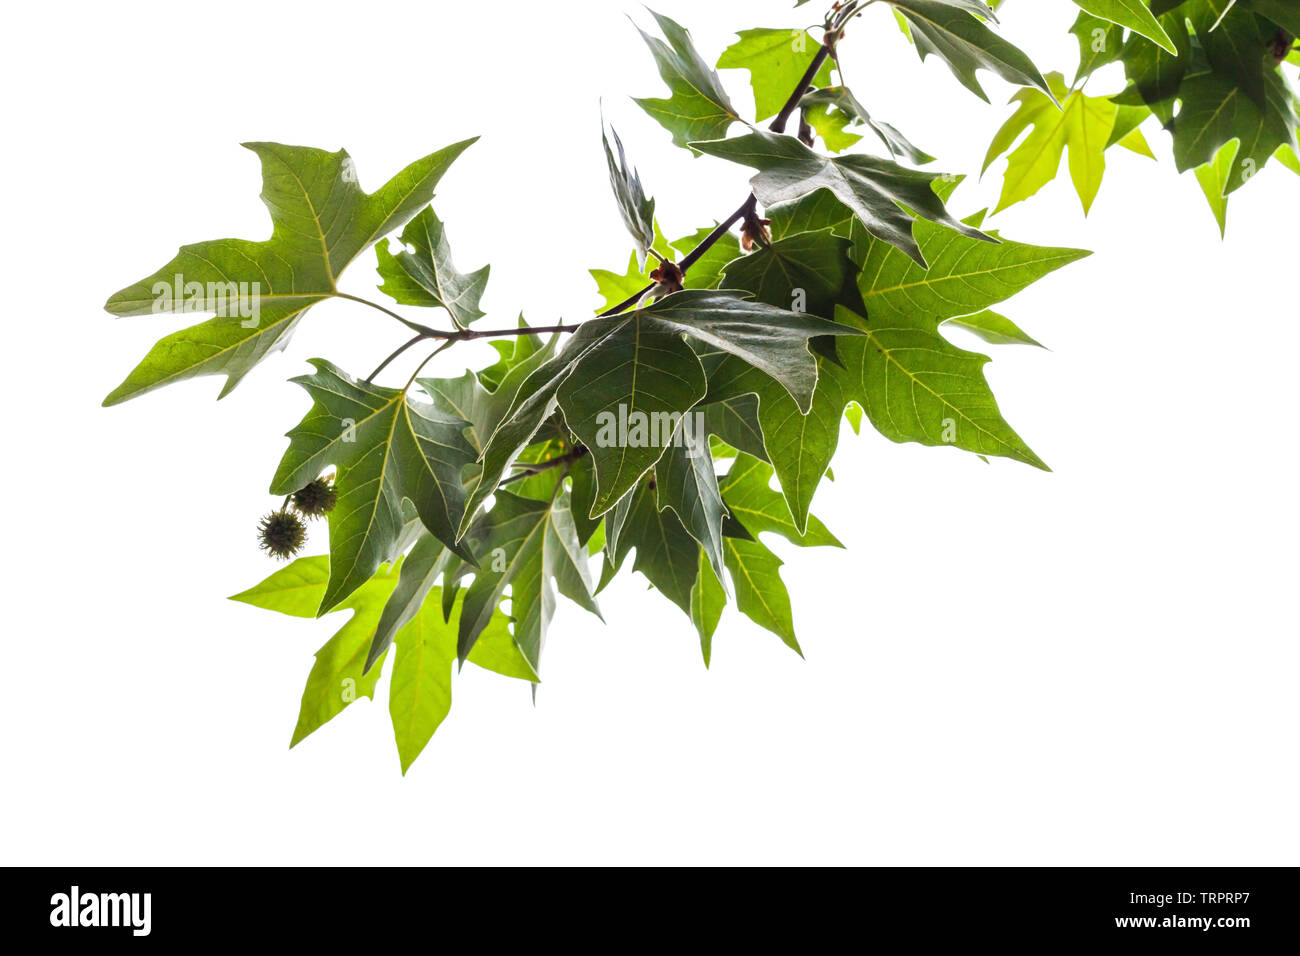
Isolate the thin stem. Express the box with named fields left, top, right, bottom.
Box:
left=335, top=292, right=438, bottom=336
left=405, top=339, right=457, bottom=391
left=365, top=332, right=428, bottom=383
left=499, top=445, right=589, bottom=485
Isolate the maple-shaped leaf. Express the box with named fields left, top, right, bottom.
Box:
left=458, top=490, right=600, bottom=670
left=271, top=360, right=479, bottom=614
left=375, top=205, right=489, bottom=328
left=606, top=480, right=703, bottom=617
left=983, top=73, right=1154, bottom=215
left=103, top=139, right=475, bottom=404
left=691, top=129, right=992, bottom=266
left=836, top=305, right=1048, bottom=469
left=798, top=87, right=935, bottom=164
left=230, top=554, right=531, bottom=770
left=1172, top=58, right=1299, bottom=193
left=719, top=453, right=842, bottom=548
left=557, top=313, right=708, bottom=516
left=465, top=291, right=861, bottom=531
left=602, top=120, right=657, bottom=268
left=889, top=0, right=1052, bottom=103
left=1072, top=0, right=1178, bottom=54
left=634, top=9, right=742, bottom=151
left=717, top=27, right=836, bottom=121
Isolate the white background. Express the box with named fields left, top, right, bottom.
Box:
left=3, top=0, right=1297, bottom=865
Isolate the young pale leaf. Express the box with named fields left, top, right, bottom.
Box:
left=983, top=73, right=1153, bottom=215
left=231, top=556, right=400, bottom=747
left=1194, top=140, right=1237, bottom=236
left=602, top=121, right=657, bottom=268
left=634, top=9, right=742, bottom=151
left=717, top=28, right=836, bottom=121
left=271, top=360, right=479, bottom=613
left=103, top=139, right=475, bottom=404
left=691, top=129, right=992, bottom=266
left=375, top=205, right=489, bottom=328
left=389, top=586, right=534, bottom=774
left=888, top=0, right=1052, bottom=103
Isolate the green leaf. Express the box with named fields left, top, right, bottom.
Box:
left=634, top=288, right=865, bottom=412
left=1072, top=0, right=1178, bottom=54
left=610, top=480, right=701, bottom=617
left=724, top=536, right=801, bottom=654
left=558, top=313, right=707, bottom=516
left=271, top=360, right=479, bottom=613
left=717, top=28, right=835, bottom=121
left=1186, top=0, right=1275, bottom=110
left=944, top=310, right=1044, bottom=347
left=1115, top=9, right=1191, bottom=125
left=602, top=121, right=657, bottom=268
left=634, top=9, right=742, bottom=151
left=654, top=420, right=728, bottom=581
left=691, top=128, right=991, bottom=266
left=719, top=453, right=842, bottom=548
left=689, top=552, right=726, bottom=666
left=889, top=0, right=1052, bottom=102
left=231, top=556, right=401, bottom=747
left=1070, top=11, right=1126, bottom=83
left=1194, top=139, right=1237, bottom=236
left=836, top=305, right=1048, bottom=469
left=389, top=586, right=533, bottom=773
left=458, top=490, right=599, bottom=671
left=1241, top=0, right=1300, bottom=35
left=103, top=139, right=476, bottom=404
left=851, top=188, right=1091, bottom=322
left=375, top=206, right=489, bottom=328
left=798, top=87, right=935, bottom=164
left=702, top=394, right=769, bottom=462
left=984, top=73, right=1148, bottom=214
left=1172, top=63, right=1299, bottom=193
left=719, top=227, right=865, bottom=321
left=364, top=532, right=449, bottom=671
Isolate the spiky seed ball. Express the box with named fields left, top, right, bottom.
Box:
left=292, top=478, right=338, bottom=518
left=258, top=510, right=307, bottom=560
